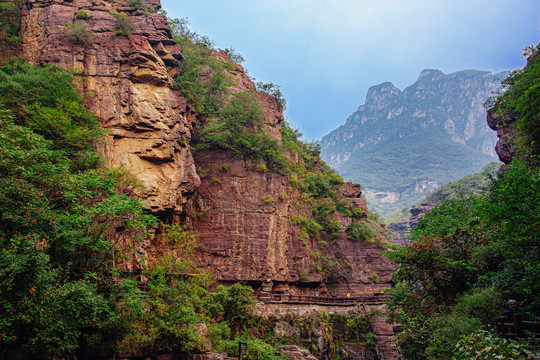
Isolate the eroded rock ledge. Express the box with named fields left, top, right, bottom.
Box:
left=20, top=0, right=395, bottom=305
left=21, top=0, right=199, bottom=214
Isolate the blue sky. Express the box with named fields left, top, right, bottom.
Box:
left=161, top=0, right=540, bottom=140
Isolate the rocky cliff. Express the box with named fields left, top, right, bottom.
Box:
left=18, top=0, right=394, bottom=298
left=321, top=69, right=504, bottom=217
left=21, top=0, right=199, bottom=216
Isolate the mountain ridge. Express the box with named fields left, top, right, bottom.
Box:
left=321, top=68, right=504, bottom=217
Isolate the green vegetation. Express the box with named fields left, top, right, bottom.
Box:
left=111, top=11, right=134, bottom=36
left=75, top=10, right=93, bottom=20
left=0, top=62, right=103, bottom=169
left=0, top=62, right=277, bottom=359
left=0, top=0, right=22, bottom=57
left=61, top=23, right=93, bottom=43
left=321, top=70, right=503, bottom=218
left=347, top=222, right=375, bottom=243
left=454, top=330, right=535, bottom=359
left=0, top=64, right=155, bottom=357
left=223, top=47, right=244, bottom=64
left=386, top=161, right=501, bottom=232
left=281, top=311, right=377, bottom=356
left=424, top=161, right=501, bottom=204
left=387, top=47, right=540, bottom=359
left=486, top=44, right=540, bottom=161
left=170, top=17, right=389, bottom=280
left=125, top=0, right=156, bottom=13
left=0, top=8, right=389, bottom=359
left=340, top=128, right=497, bottom=216
left=256, top=81, right=286, bottom=111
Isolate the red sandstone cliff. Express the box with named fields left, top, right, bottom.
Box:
left=21, top=0, right=199, bottom=215
left=19, top=0, right=394, bottom=297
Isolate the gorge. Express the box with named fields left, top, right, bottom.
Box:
left=0, top=1, right=396, bottom=359
left=1, top=1, right=538, bottom=360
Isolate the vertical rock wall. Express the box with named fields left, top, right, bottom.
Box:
left=21, top=0, right=199, bottom=215
left=19, top=0, right=395, bottom=299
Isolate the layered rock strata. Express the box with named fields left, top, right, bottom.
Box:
left=21, top=0, right=199, bottom=215
left=19, top=0, right=395, bottom=308
left=17, top=1, right=399, bottom=358
left=186, top=152, right=395, bottom=295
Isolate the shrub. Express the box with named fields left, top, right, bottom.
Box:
left=111, top=11, right=134, bottom=36
left=125, top=0, right=144, bottom=9
left=453, top=330, right=534, bottom=360
left=255, top=81, right=286, bottom=111
left=223, top=47, right=245, bottom=64
left=223, top=335, right=285, bottom=360
left=75, top=10, right=92, bottom=20
left=347, top=222, right=375, bottom=243
left=0, top=63, right=104, bottom=165
left=0, top=0, right=23, bottom=55
left=61, top=23, right=92, bottom=43
left=125, top=0, right=156, bottom=13
left=260, top=195, right=275, bottom=204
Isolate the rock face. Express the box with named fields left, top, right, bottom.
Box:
left=186, top=151, right=395, bottom=296
left=321, top=69, right=504, bottom=217
left=18, top=1, right=397, bottom=357
left=387, top=202, right=435, bottom=246
left=486, top=110, right=519, bottom=166
left=21, top=0, right=199, bottom=215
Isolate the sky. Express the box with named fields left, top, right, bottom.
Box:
left=161, top=0, right=540, bottom=141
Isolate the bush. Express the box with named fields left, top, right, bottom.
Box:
left=0, top=113, right=158, bottom=357
left=255, top=81, right=286, bottom=110
left=125, top=0, right=144, bottom=9
left=486, top=47, right=540, bottom=159
left=125, top=0, right=156, bottom=13
left=0, top=63, right=104, bottom=160
left=223, top=47, right=245, bottom=64
left=211, top=283, right=255, bottom=330
left=75, top=10, right=92, bottom=20
left=111, top=11, right=134, bottom=36
left=223, top=335, right=284, bottom=360
left=347, top=222, right=375, bottom=243
left=0, top=0, right=23, bottom=55
left=61, top=23, right=92, bottom=43
left=453, top=330, right=534, bottom=360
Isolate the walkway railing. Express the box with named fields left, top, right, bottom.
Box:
left=253, top=292, right=387, bottom=305
left=497, top=313, right=540, bottom=339
left=97, top=280, right=388, bottom=306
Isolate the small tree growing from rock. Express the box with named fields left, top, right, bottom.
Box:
left=111, top=11, right=134, bottom=36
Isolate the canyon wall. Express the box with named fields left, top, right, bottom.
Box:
left=19, top=0, right=394, bottom=311
left=21, top=0, right=199, bottom=215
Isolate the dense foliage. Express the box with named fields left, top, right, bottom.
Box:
left=0, top=63, right=265, bottom=359
left=0, top=0, right=22, bottom=58
left=487, top=45, right=540, bottom=161
left=387, top=47, right=540, bottom=359
left=424, top=161, right=501, bottom=204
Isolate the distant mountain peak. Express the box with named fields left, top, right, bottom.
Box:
left=417, top=69, right=445, bottom=81
left=363, top=81, right=402, bottom=110
left=321, top=68, right=504, bottom=217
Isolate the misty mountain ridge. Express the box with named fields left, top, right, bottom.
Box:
left=321, top=68, right=507, bottom=217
